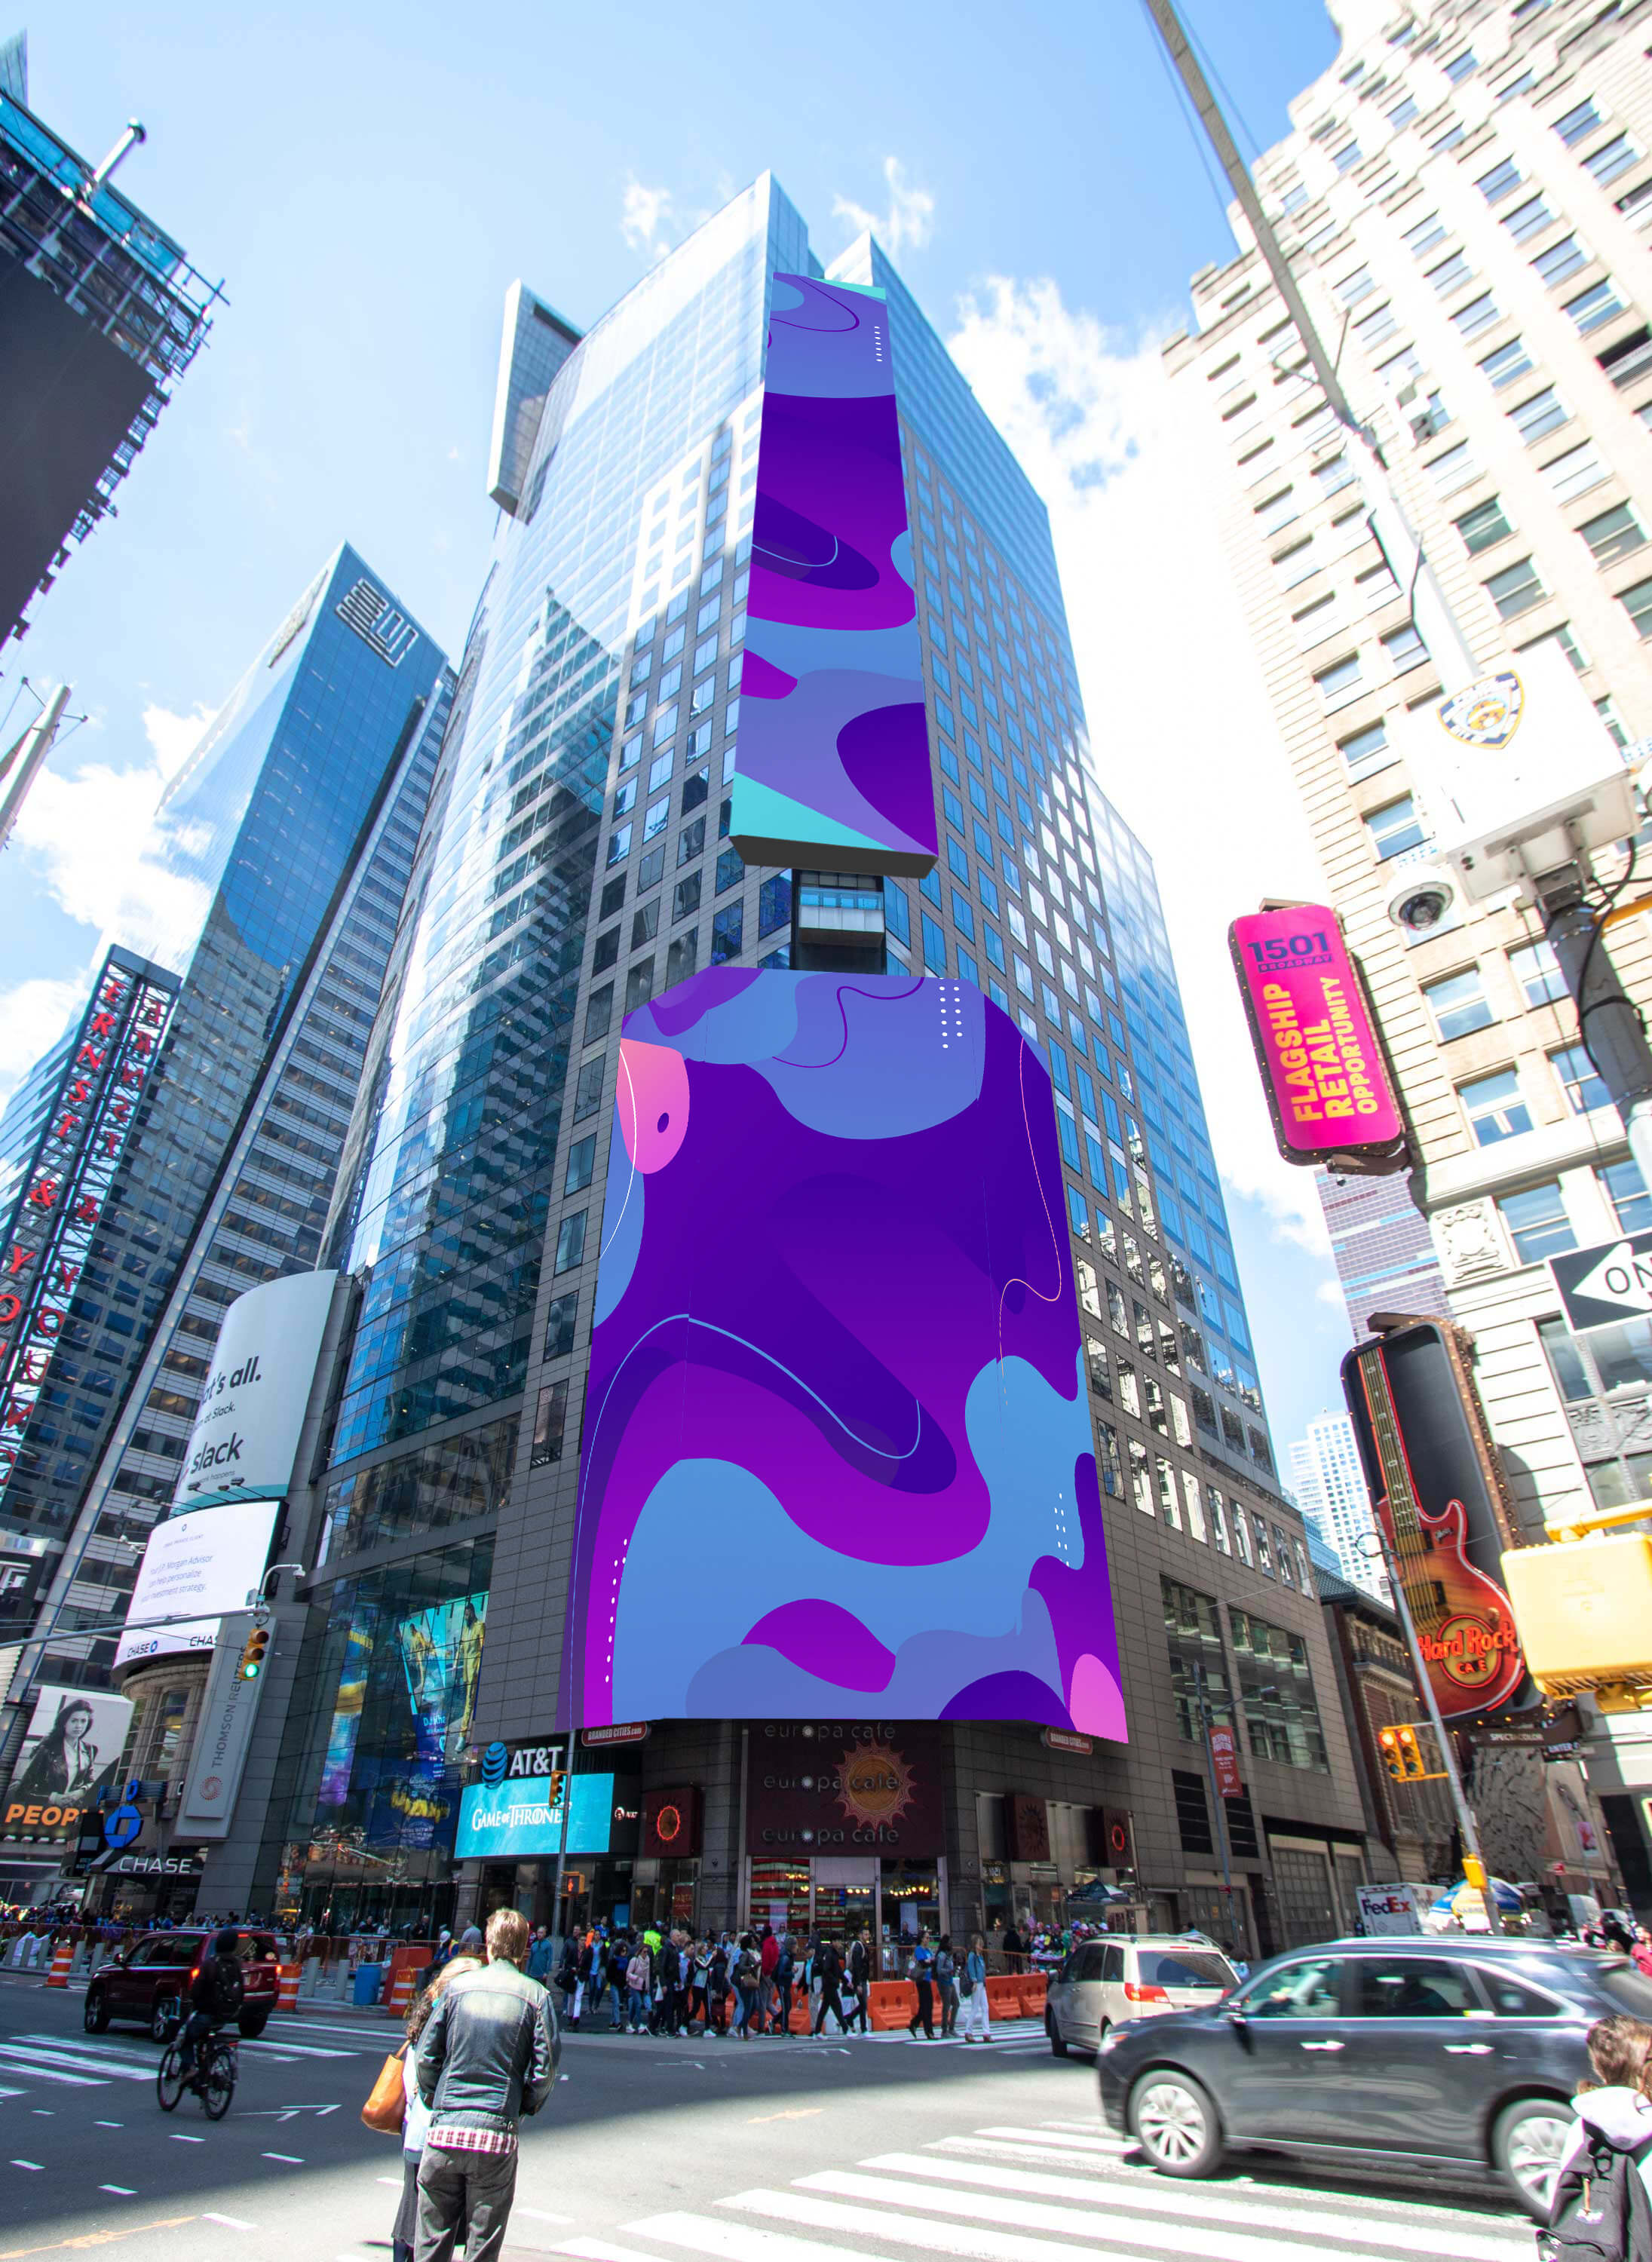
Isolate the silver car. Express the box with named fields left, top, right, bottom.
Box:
left=1046, top=1934, right=1240, bottom=2056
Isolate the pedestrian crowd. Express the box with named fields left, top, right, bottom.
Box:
left=532, top=1920, right=879, bottom=2037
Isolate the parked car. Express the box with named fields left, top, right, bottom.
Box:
left=83, top=1926, right=280, bottom=2042
left=1046, top=1934, right=1240, bottom=2055
left=1096, top=1934, right=1652, bottom=2218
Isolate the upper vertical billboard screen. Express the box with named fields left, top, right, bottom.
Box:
left=565, top=967, right=1126, bottom=1739
left=728, top=274, right=936, bottom=877
left=1229, top=906, right=1406, bottom=1171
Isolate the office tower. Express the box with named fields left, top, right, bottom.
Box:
left=0, top=44, right=219, bottom=645
left=1286, top=1409, right=1384, bottom=1594
left=0, top=548, right=447, bottom=1683
left=1163, top=0, right=1652, bottom=1894
left=259, top=174, right=1368, bottom=1963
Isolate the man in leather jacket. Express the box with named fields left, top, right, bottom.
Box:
left=413, top=1907, right=560, bottom=2261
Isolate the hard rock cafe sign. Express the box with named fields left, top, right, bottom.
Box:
left=1343, top=1323, right=1530, bottom=1724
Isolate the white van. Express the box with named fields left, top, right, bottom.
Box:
left=1044, top=1934, right=1240, bottom=2056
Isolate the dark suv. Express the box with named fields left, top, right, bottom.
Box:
left=82, top=1928, right=280, bottom=2043
left=1096, top=1935, right=1652, bottom=2218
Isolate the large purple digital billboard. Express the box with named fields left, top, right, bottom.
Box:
left=563, top=968, right=1126, bottom=1739
left=727, top=273, right=937, bottom=878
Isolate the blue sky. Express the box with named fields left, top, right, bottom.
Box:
left=2, top=0, right=1356, bottom=1455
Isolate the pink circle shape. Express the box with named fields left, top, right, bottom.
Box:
left=1068, top=1652, right=1127, bottom=1740
left=618, top=1038, right=690, bottom=1172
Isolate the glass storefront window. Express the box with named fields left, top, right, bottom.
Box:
left=276, top=1533, right=494, bottom=1936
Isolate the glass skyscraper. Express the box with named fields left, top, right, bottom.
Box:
left=265, top=178, right=1372, bottom=1957
left=0, top=546, right=448, bottom=1682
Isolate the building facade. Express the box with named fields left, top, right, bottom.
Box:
left=0, top=45, right=219, bottom=646
left=237, top=173, right=1376, bottom=1964
left=1163, top=0, right=1652, bottom=1902
left=0, top=547, right=447, bottom=1766
left=1286, top=1407, right=1385, bottom=1593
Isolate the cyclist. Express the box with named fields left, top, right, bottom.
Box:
left=182, top=1926, right=244, bottom=2089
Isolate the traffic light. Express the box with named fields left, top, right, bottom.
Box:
left=238, top=1627, right=269, bottom=1681
left=1378, top=1723, right=1427, bottom=1781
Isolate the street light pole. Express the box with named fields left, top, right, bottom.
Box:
left=1191, top=1658, right=1240, bottom=1956
left=1362, top=1527, right=1502, bottom=1936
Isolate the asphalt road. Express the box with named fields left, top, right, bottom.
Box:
left=0, top=1974, right=1538, bottom=2262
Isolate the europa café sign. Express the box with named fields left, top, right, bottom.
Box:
left=1229, top=906, right=1406, bottom=1171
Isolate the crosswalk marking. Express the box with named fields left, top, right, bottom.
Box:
left=0, top=2044, right=149, bottom=2083
left=863, top=2145, right=1528, bottom=2255
left=969, top=2126, right=1124, bottom=2153
left=14, top=2033, right=158, bottom=2066
left=238, top=2037, right=356, bottom=2058
left=624, top=2214, right=891, bottom=2262
left=6, top=2037, right=156, bottom=2079
left=0, top=2054, right=106, bottom=2086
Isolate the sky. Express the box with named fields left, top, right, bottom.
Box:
left=0, top=0, right=1359, bottom=1457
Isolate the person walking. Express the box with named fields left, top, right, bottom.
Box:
left=707, top=1938, right=730, bottom=2035
left=734, top=1933, right=761, bottom=2039
left=934, top=1936, right=958, bottom=2037
left=1001, top=1921, right=1025, bottom=1974
left=847, top=1930, right=870, bottom=2034
left=391, top=1952, right=483, bottom=2262
left=774, top=1930, right=796, bottom=2037
left=812, top=1934, right=846, bottom=2035
left=526, top=1927, right=554, bottom=1985
left=907, top=1931, right=936, bottom=2040
left=958, top=1933, right=992, bottom=2045
left=412, top=1907, right=559, bottom=2262
left=624, top=1936, right=651, bottom=2034
left=758, top=1925, right=780, bottom=2035
left=689, top=1939, right=712, bottom=2033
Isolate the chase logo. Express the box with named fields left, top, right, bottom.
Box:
left=481, top=1741, right=508, bottom=1786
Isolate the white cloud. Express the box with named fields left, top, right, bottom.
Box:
left=10, top=699, right=216, bottom=978
left=832, top=157, right=936, bottom=258
left=621, top=177, right=675, bottom=263
left=945, top=277, right=1334, bottom=1258
left=0, top=970, right=95, bottom=1111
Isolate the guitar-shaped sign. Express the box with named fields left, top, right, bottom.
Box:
left=1353, top=1341, right=1526, bottom=1718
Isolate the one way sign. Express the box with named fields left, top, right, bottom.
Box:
left=1549, top=1231, right=1652, bottom=1331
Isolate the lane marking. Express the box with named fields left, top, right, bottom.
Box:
left=0, top=2213, right=197, bottom=2258
left=262, top=2152, right=303, bottom=2164
left=520, top=2210, right=577, bottom=2224
left=93, top=2119, right=121, bottom=2127
left=100, top=2186, right=136, bottom=2196
left=170, top=2133, right=204, bottom=2144
left=204, top=2214, right=258, bottom=2230
left=748, top=2110, right=821, bottom=2125
left=9, top=2162, right=43, bottom=2172
left=557, top=2242, right=673, bottom=2262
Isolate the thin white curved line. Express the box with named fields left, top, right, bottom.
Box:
left=997, top=1039, right=1066, bottom=1376
left=600, top=1049, right=641, bottom=1259
left=751, top=535, right=841, bottom=572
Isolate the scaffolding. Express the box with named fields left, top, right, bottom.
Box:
left=0, top=87, right=223, bottom=605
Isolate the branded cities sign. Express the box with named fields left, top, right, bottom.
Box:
left=174, top=1269, right=338, bottom=1504
left=0, top=951, right=178, bottom=1508
left=453, top=1770, right=615, bottom=1861
left=2, top=1684, right=133, bottom=1846
left=728, top=272, right=936, bottom=877
left=115, top=1270, right=336, bottom=1667
left=116, top=1496, right=280, bottom=1671
left=1229, top=906, right=1405, bottom=1170
left=563, top=967, right=1127, bottom=1738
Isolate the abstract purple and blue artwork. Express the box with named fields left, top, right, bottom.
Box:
left=563, top=967, right=1126, bottom=1738
left=727, top=272, right=937, bottom=876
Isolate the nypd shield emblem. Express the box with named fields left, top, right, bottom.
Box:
left=1436, top=669, right=1524, bottom=750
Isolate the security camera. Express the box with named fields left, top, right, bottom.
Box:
left=1385, top=864, right=1457, bottom=936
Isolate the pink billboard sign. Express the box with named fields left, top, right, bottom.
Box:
left=1229, top=906, right=1405, bottom=1169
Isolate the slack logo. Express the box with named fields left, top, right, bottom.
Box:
left=187, top=1433, right=243, bottom=1478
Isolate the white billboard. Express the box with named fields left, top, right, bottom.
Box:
left=118, top=1497, right=279, bottom=1669
left=174, top=1270, right=337, bottom=1506
left=3, top=1684, right=133, bottom=1842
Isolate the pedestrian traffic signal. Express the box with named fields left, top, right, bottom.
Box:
left=238, top=1628, right=269, bottom=1681
left=1378, top=1723, right=1427, bottom=1780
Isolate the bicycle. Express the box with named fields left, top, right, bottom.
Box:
left=158, top=2029, right=237, bottom=2120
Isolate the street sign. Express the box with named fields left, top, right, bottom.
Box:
left=1549, top=1233, right=1652, bottom=1332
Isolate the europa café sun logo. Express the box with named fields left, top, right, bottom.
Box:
left=833, top=1739, right=918, bottom=1831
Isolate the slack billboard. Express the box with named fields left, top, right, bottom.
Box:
left=728, top=272, right=936, bottom=878
left=563, top=967, right=1126, bottom=1739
